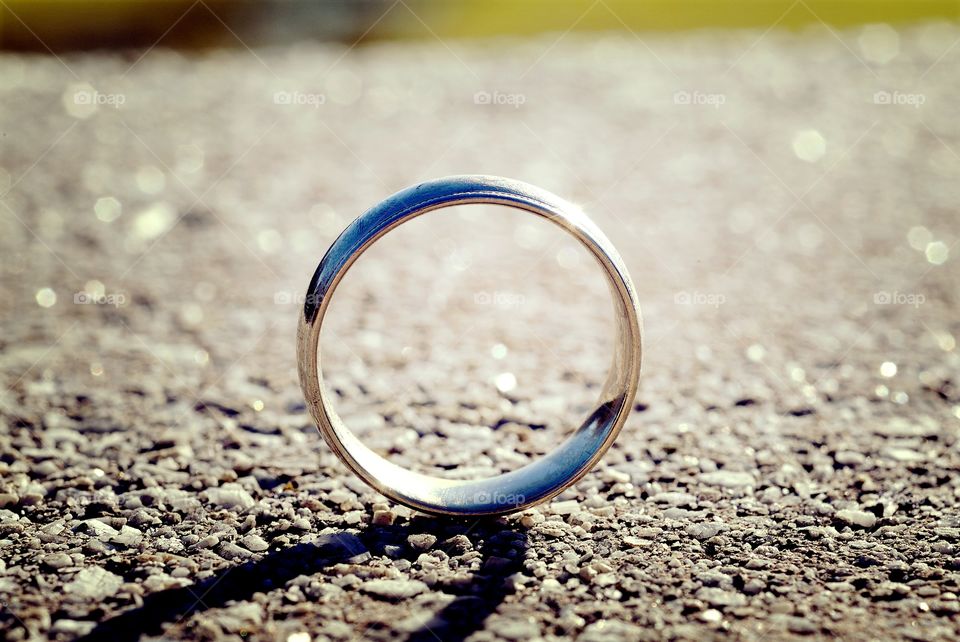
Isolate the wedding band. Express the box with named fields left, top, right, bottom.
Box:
left=297, top=175, right=642, bottom=516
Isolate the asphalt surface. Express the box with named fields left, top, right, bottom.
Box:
left=1, top=20, right=960, bottom=642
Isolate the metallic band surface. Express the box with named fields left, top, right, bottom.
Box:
left=297, top=175, right=642, bottom=516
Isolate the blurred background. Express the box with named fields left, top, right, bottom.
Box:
left=2, top=0, right=958, bottom=471
left=2, top=0, right=959, bottom=51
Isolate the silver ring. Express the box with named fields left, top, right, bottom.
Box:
left=297, top=175, right=642, bottom=516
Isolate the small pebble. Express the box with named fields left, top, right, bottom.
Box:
left=371, top=509, right=395, bottom=526
left=836, top=509, right=878, bottom=529
left=406, top=534, right=437, bottom=552
left=359, top=579, right=428, bottom=600
left=42, top=553, right=73, bottom=570
left=241, top=533, right=270, bottom=552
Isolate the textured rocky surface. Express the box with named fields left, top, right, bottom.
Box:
left=1, top=20, right=960, bottom=642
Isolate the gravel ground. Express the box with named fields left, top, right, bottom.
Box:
left=2, top=20, right=960, bottom=642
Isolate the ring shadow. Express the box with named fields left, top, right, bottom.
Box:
left=78, top=516, right=528, bottom=642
